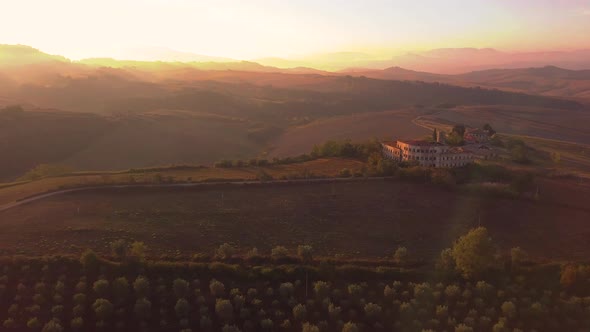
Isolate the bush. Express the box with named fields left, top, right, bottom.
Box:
left=3, top=318, right=16, bottom=329
left=297, top=245, right=314, bottom=262
left=455, top=324, right=474, bottom=332
left=313, top=281, right=330, bottom=299
left=215, top=299, right=234, bottom=322
left=292, top=303, right=307, bottom=321
left=70, top=317, right=84, bottom=330
left=134, top=298, right=151, bottom=320
left=339, top=168, right=352, bottom=178
left=110, top=240, right=128, bottom=260
left=279, top=283, right=294, bottom=298
left=271, top=246, right=289, bottom=260
left=80, top=249, right=99, bottom=272
left=175, top=299, right=190, bottom=318
left=93, top=279, right=109, bottom=297
left=216, top=243, right=236, bottom=260
left=394, top=246, right=408, bottom=264
left=451, top=227, right=497, bottom=279
left=364, top=302, right=382, bottom=320
left=510, top=247, right=528, bottom=266
left=42, top=320, right=63, bottom=332
left=342, top=322, right=359, bottom=332
left=112, top=277, right=129, bottom=302
left=501, top=301, right=517, bottom=319
left=173, top=278, right=190, bottom=299
left=222, top=324, right=241, bottom=332
left=133, top=276, right=150, bottom=298
left=27, top=317, right=41, bottom=329
left=302, top=322, right=320, bottom=332
left=129, top=241, right=148, bottom=261
left=260, top=318, right=273, bottom=329
left=209, top=279, right=225, bottom=297
left=346, top=284, right=364, bottom=301
left=92, top=298, right=114, bottom=321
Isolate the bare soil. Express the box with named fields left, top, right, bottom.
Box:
left=1, top=178, right=589, bottom=262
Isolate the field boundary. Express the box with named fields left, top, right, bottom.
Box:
left=0, top=176, right=389, bottom=213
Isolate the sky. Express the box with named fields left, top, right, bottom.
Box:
left=1, top=0, right=590, bottom=60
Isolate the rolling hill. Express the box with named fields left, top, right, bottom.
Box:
left=0, top=45, right=588, bottom=181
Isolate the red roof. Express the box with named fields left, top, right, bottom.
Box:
left=397, top=140, right=442, bottom=146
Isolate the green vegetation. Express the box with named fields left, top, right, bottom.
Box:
left=19, top=164, right=74, bottom=181
left=0, top=227, right=588, bottom=331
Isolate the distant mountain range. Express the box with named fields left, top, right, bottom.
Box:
left=4, top=44, right=590, bottom=74
left=1, top=44, right=590, bottom=99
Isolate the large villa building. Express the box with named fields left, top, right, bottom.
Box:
left=381, top=128, right=496, bottom=168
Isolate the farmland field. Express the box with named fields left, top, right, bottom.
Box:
left=268, top=109, right=430, bottom=157
left=2, top=178, right=590, bottom=261
left=0, top=158, right=364, bottom=206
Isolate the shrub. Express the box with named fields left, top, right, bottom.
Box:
left=394, top=246, right=408, bottom=264
left=215, top=299, right=234, bottom=322
left=3, top=318, right=16, bottom=329
left=339, top=168, right=352, bottom=178
left=233, top=295, right=245, bottom=309
left=173, top=278, right=190, bottom=299
left=510, top=247, right=528, bottom=266
left=51, top=305, right=64, bottom=317
left=42, top=320, right=63, bottom=332
left=279, top=283, right=294, bottom=298
left=313, top=281, right=330, bottom=299
left=297, top=245, right=314, bottom=262
left=70, top=317, right=84, bottom=330
left=93, top=279, right=109, bottom=298
left=500, top=301, right=517, bottom=319
left=451, top=227, right=497, bottom=279
left=302, top=322, right=320, bottom=332
left=72, top=293, right=86, bottom=306
left=93, top=298, right=114, bottom=321
left=271, top=246, right=289, bottom=260
left=342, top=322, right=359, bottom=332
left=133, top=276, right=150, bottom=298
left=364, top=302, right=382, bottom=320
left=129, top=241, right=148, bottom=261
left=455, top=324, right=474, bottom=332
left=72, top=304, right=85, bottom=317
left=200, top=316, right=212, bottom=330
left=216, top=243, right=236, bottom=260
left=347, top=284, right=363, bottom=299
left=292, top=304, right=307, bottom=321
left=80, top=249, right=99, bottom=272
left=110, top=240, right=128, bottom=260
left=175, top=299, right=190, bottom=318
left=209, top=279, right=225, bottom=297
left=112, top=277, right=129, bottom=302
left=260, top=318, right=273, bottom=329
left=328, top=303, right=342, bottom=320
left=222, top=324, right=241, bottom=332
left=134, top=298, right=151, bottom=320
left=27, top=317, right=41, bottom=329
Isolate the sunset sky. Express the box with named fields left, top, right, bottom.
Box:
left=1, top=0, right=589, bottom=60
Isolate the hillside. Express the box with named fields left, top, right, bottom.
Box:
left=1, top=178, right=590, bottom=260
left=342, top=65, right=590, bottom=99
left=0, top=45, right=587, bottom=180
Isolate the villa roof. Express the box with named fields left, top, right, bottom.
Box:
left=466, top=128, right=487, bottom=135
left=397, top=140, right=442, bottom=147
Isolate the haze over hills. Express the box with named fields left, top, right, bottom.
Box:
left=1, top=44, right=590, bottom=181
left=343, top=65, right=590, bottom=99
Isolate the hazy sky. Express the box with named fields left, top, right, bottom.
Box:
left=1, top=0, right=590, bottom=60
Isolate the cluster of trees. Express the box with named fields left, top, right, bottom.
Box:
left=215, top=155, right=314, bottom=169
left=1, top=227, right=589, bottom=332
left=19, top=164, right=74, bottom=181
left=506, top=139, right=531, bottom=164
